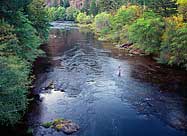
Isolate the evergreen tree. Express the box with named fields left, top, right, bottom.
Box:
left=129, top=0, right=178, bottom=17
left=82, top=0, right=90, bottom=14
left=53, top=0, right=59, bottom=7
left=62, top=0, right=70, bottom=8
left=98, top=0, right=124, bottom=13
left=90, top=0, right=98, bottom=15
left=27, top=0, right=50, bottom=42
left=177, top=0, right=187, bottom=21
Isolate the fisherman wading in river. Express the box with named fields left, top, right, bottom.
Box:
left=118, top=66, right=122, bottom=77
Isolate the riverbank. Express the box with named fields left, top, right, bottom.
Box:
left=76, top=20, right=187, bottom=71
left=75, top=3, right=187, bottom=71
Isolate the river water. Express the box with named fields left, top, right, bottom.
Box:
left=28, top=21, right=187, bottom=136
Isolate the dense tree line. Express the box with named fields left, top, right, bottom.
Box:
left=0, top=0, right=49, bottom=125
left=46, top=6, right=80, bottom=21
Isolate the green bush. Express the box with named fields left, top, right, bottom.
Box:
left=128, top=11, right=164, bottom=54
left=65, top=7, right=80, bottom=21
left=76, top=12, right=92, bottom=24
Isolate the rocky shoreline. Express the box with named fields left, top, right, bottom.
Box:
left=116, top=43, right=146, bottom=56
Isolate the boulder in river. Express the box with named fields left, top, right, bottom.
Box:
left=42, top=118, right=80, bottom=135
left=45, top=81, right=55, bottom=90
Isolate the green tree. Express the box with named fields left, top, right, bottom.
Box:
left=53, top=0, right=59, bottom=7
left=111, top=5, right=142, bottom=31
left=0, top=20, right=18, bottom=56
left=76, top=12, right=92, bottom=24
left=177, top=0, right=187, bottom=21
left=126, top=0, right=177, bottom=17
left=128, top=11, right=164, bottom=54
left=12, top=11, right=42, bottom=62
left=90, top=0, right=98, bottom=15
left=61, top=0, right=70, bottom=8
left=136, top=0, right=177, bottom=17
left=98, top=0, right=124, bottom=13
left=27, top=0, right=50, bottom=42
left=159, top=16, right=187, bottom=68
left=46, top=6, right=66, bottom=21
left=82, top=0, right=90, bottom=14
left=65, top=7, right=80, bottom=21
left=93, top=12, right=112, bottom=36
left=108, top=5, right=142, bottom=43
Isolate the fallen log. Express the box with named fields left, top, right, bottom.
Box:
left=120, top=43, right=133, bottom=48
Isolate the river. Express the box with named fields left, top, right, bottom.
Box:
left=25, top=21, right=187, bottom=136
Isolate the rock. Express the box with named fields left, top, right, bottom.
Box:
left=42, top=122, right=53, bottom=128
left=45, top=81, right=55, bottom=90
left=34, top=94, right=40, bottom=101
left=53, top=119, right=80, bottom=134
left=42, top=119, right=80, bottom=135
left=61, top=121, right=80, bottom=134
left=60, top=89, right=65, bottom=92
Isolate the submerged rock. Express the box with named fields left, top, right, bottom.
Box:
left=56, top=120, right=79, bottom=134
left=45, top=81, right=55, bottom=90
left=42, top=119, right=80, bottom=135
left=60, top=89, right=65, bottom=92
left=42, top=122, right=53, bottom=128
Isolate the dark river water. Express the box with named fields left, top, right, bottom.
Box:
left=25, top=22, right=187, bottom=136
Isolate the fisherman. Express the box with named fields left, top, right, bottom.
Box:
left=118, top=65, right=121, bottom=77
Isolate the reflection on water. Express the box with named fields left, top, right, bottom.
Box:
left=29, top=21, right=187, bottom=136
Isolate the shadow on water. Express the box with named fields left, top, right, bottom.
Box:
left=3, top=21, right=187, bottom=136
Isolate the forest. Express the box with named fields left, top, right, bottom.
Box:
left=0, top=0, right=49, bottom=125
left=0, top=0, right=187, bottom=135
